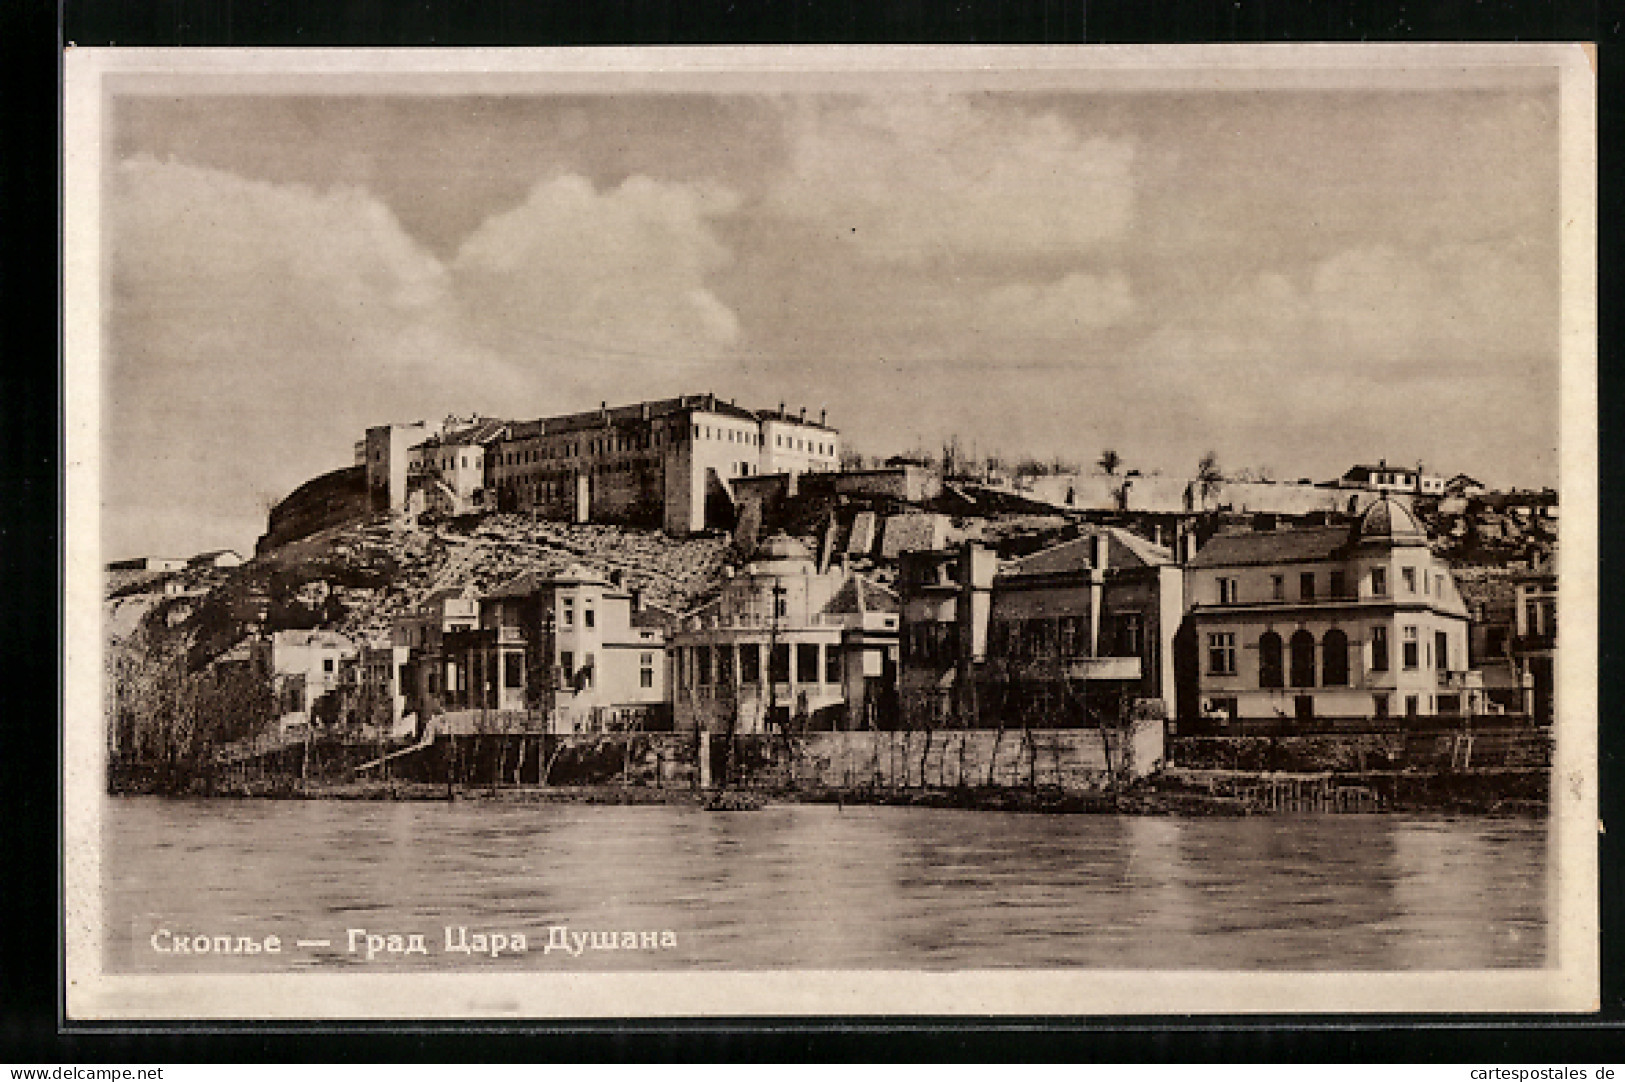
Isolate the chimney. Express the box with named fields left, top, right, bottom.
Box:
left=630, top=587, right=644, bottom=613
left=779, top=401, right=786, bottom=417
left=799, top=406, right=807, bottom=422
left=820, top=408, right=827, bottom=425
left=609, top=569, right=624, bottom=588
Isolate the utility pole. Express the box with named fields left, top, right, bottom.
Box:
left=768, top=578, right=786, bottom=734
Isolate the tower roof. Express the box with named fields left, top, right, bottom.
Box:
left=1355, top=495, right=1428, bottom=546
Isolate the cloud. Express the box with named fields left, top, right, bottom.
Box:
left=451, top=174, right=742, bottom=365
left=1120, top=241, right=1558, bottom=480
left=972, top=272, right=1134, bottom=337
left=102, top=158, right=744, bottom=557
left=768, top=95, right=1134, bottom=263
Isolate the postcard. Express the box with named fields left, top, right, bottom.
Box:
left=63, top=44, right=1597, bottom=1019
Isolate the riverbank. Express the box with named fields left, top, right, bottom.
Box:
left=109, top=767, right=1547, bottom=816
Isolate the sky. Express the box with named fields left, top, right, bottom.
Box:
left=99, top=76, right=1562, bottom=561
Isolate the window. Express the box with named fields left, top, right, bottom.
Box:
left=1405, top=694, right=1420, bottom=719
left=1371, top=566, right=1388, bottom=597
left=560, top=651, right=574, bottom=678
left=323, top=658, right=335, bottom=673
left=825, top=646, right=841, bottom=684
left=562, top=599, right=574, bottom=628
left=769, top=643, right=791, bottom=683
left=1371, top=626, right=1389, bottom=672
left=716, top=647, right=733, bottom=686
left=1299, top=572, right=1316, bottom=601
left=773, top=593, right=788, bottom=619
left=1330, top=570, right=1347, bottom=598
left=1207, top=632, right=1237, bottom=675
left=1271, top=575, right=1285, bottom=600
left=739, top=643, right=761, bottom=683
left=1435, top=630, right=1449, bottom=673
left=1373, top=693, right=1390, bottom=719
left=1322, top=629, right=1349, bottom=686
left=1217, top=577, right=1239, bottom=604
left=1437, top=694, right=1460, bottom=715
left=696, top=645, right=713, bottom=685
left=1402, top=626, right=1420, bottom=670
left=503, top=653, right=522, bottom=689
left=1115, top=613, right=1144, bottom=657
left=1289, top=629, right=1316, bottom=688
left=798, top=643, right=820, bottom=684
left=1294, top=695, right=1315, bottom=721
left=584, top=606, right=595, bottom=629
left=1402, top=567, right=1417, bottom=593
left=1058, top=616, right=1081, bottom=657
left=1258, top=631, right=1284, bottom=688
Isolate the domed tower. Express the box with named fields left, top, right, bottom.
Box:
left=746, top=532, right=817, bottom=577
left=1353, top=494, right=1429, bottom=549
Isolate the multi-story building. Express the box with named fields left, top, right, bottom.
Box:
left=1341, top=460, right=1445, bottom=496
left=668, top=533, right=899, bottom=734
left=252, top=629, right=357, bottom=735
left=474, top=393, right=840, bottom=534
left=1511, top=550, right=1556, bottom=724
left=438, top=565, right=672, bottom=734
left=405, top=417, right=508, bottom=517
left=394, top=587, right=480, bottom=727
left=339, top=637, right=411, bottom=739
left=1180, top=496, right=1484, bottom=726
left=363, top=420, right=433, bottom=513
left=898, top=529, right=1184, bottom=730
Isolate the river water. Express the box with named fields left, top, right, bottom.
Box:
left=102, top=797, right=1548, bottom=972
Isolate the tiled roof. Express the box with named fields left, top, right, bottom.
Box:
left=631, top=602, right=678, bottom=630
left=1005, top=528, right=1172, bottom=577
left=483, top=571, right=549, bottom=600
left=1186, top=526, right=1352, bottom=569
left=821, top=575, right=900, bottom=615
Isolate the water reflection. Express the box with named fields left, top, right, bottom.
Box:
left=104, top=797, right=1548, bottom=972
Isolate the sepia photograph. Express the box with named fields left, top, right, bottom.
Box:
left=61, top=44, right=1597, bottom=1019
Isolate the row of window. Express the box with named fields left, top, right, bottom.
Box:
left=1215, top=565, right=1446, bottom=605
left=983, top=614, right=1144, bottom=662
left=1205, top=691, right=1460, bottom=721
left=674, top=641, right=841, bottom=689
left=1206, top=625, right=1452, bottom=683
left=770, top=432, right=835, bottom=456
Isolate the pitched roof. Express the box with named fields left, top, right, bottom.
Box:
left=1186, top=525, right=1352, bottom=569
left=1005, top=527, right=1172, bottom=578
left=821, top=575, right=899, bottom=615
left=631, top=602, right=678, bottom=630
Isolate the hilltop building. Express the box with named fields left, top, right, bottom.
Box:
left=365, top=394, right=840, bottom=535
left=1341, top=460, right=1445, bottom=496
left=1179, top=496, right=1484, bottom=726
left=668, top=533, right=899, bottom=734
left=484, top=394, right=839, bottom=534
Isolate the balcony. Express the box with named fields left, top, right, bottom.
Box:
left=1437, top=669, right=1485, bottom=691
left=1063, top=656, right=1142, bottom=681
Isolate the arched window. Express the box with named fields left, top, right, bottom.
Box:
left=1322, top=629, right=1350, bottom=687
left=1258, top=631, right=1283, bottom=689
left=1289, top=630, right=1316, bottom=688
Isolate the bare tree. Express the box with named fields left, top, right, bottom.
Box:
left=1197, top=451, right=1224, bottom=507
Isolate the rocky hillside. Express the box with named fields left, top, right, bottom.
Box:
left=110, top=513, right=737, bottom=666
